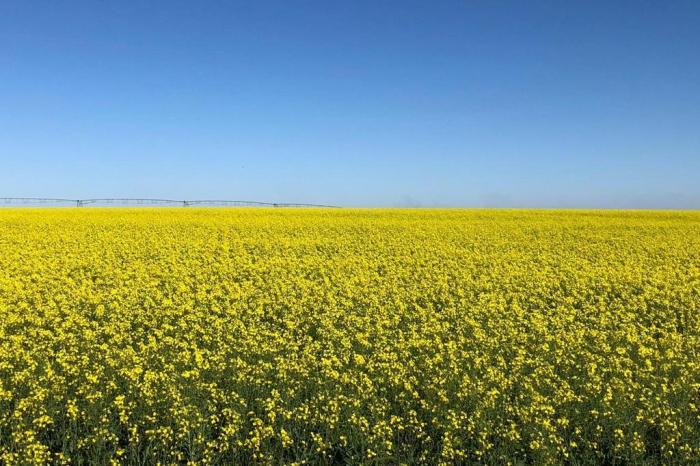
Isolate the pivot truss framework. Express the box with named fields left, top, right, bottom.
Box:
left=0, top=198, right=340, bottom=208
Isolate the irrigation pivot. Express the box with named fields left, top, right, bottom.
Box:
left=0, top=198, right=340, bottom=208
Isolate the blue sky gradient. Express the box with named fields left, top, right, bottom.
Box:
left=1, top=1, right=699, bottom=207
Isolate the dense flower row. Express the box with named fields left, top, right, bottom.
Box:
left=0, top=208, right=699, bottom=465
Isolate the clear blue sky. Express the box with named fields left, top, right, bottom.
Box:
left=1, top=1, right=699, bottom=208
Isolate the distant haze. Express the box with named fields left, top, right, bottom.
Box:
left=1, top=1, right=699, bottom=208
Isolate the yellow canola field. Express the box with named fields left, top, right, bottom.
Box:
left=0, top=208, right=699, bottom=465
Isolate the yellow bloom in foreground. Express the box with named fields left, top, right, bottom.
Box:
left=0, top=208, right=698, bottom=464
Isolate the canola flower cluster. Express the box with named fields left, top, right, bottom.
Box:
left=0, top=208, right=699, bottom=465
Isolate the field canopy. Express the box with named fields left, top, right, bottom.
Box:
left=1, top=208, right=699, bottom=464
